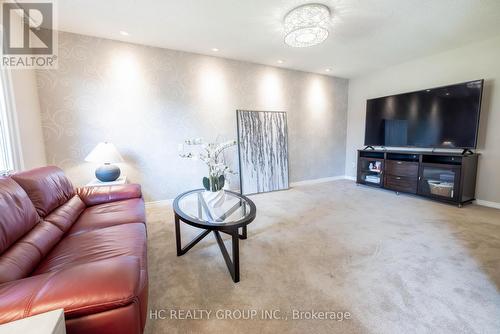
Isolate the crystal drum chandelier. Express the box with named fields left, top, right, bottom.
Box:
left=284, top=4, right=331, bottom=48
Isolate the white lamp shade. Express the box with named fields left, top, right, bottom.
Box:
left=85, top=142, right=124, bottom=164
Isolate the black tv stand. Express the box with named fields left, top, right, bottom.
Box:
left=363, top=145, right=375, bottom=150
left=461, top=149, right=474, bottom=156
left=356, top=149, right=479, bottom=207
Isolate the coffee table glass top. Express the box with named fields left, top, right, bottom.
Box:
left=174, top=189, right=255, bottom=226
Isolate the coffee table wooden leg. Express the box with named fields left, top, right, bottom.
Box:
left=214, top=230, right=240, bottom=283
left=175, top=214, right=182, bottom=256
left=176, top=214, right=211, bottom=256
left=239, top=226, right=247, bottom=239
left=180, top=229, right=211, bottom=255
left=232, top=230, right=240, bottom=282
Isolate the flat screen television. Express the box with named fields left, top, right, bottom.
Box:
left=364, top=79, right=483, bottom=149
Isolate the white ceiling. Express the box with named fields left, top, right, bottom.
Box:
left=57, top=0, right=500, bottom=78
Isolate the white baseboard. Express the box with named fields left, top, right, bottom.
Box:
left=474, top=199, right=500, bottom=210
left=290, top=175, right=352, bottom=187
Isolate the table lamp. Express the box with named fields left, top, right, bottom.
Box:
left=85, top=142, right=124, bottom=182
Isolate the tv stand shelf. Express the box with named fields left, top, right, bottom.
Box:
left=356, top=149, right=478, bottom=206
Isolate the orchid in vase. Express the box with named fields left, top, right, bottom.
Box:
left=179, top=138, right=237, bottom=193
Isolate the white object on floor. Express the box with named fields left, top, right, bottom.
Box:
left=86, top=175, right=127, bottom=186
left=0, top=309, right=66, bottom=334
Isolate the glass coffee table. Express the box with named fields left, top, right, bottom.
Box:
left=173, top=189, right=256, bottom=282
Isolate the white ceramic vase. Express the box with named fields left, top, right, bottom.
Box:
left=204, top=189, right=226, bottom=208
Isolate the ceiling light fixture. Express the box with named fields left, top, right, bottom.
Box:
left=119, top=31, right=129, bottom=36
left=325, top=68, right=331, bottom=72
left=211, top=48, right=219, bottom=52
left=284, top=4, right=330, bottom=48
left=277, top=60, right=284, bottom=64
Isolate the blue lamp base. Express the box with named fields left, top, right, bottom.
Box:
left=95, top=163, right=121, bottom=182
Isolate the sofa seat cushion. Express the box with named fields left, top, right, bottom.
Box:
left=0, top=256, right=141, bottom=324
left=34, top=223, right=146, bottom=275
left=67, top=198, right=145, bottom=236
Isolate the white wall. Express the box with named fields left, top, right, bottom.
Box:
left=345, top=35, right=500, bottom=205
left=36, top=32, right=348, bottom=201
left=10, top=69, right=47, bottom=169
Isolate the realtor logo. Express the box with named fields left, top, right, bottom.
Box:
left=1, top=1, right=57, bottom=68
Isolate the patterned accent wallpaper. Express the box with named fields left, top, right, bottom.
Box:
left=36, top=32, right=348, bottom=201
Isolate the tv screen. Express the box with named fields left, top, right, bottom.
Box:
left=364, top=80, right=483, bottom=149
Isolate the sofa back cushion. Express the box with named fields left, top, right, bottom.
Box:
left=0, top=221, right=63, bottom=283
left=0, top=177, right=63, bottom=283
left=0, top=177, right=40, bottom=254
left=11, top=166, right=75, bottom=218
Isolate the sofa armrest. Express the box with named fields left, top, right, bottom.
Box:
left=0, top=257, right=140, bottom=325
left=76, top=184, right=142, bottom=206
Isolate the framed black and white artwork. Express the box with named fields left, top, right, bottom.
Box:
left=236, top=110, right=289, bottom=195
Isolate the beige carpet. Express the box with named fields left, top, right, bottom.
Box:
left=144, top=180, right=500, bottom=334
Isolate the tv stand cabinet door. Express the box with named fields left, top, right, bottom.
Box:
left=417, top=164, right=461, bottom=202
left=357, top=157, right=384, bottom=187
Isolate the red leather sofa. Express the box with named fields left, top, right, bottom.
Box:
left=0, top=166, right=148, bottom=333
